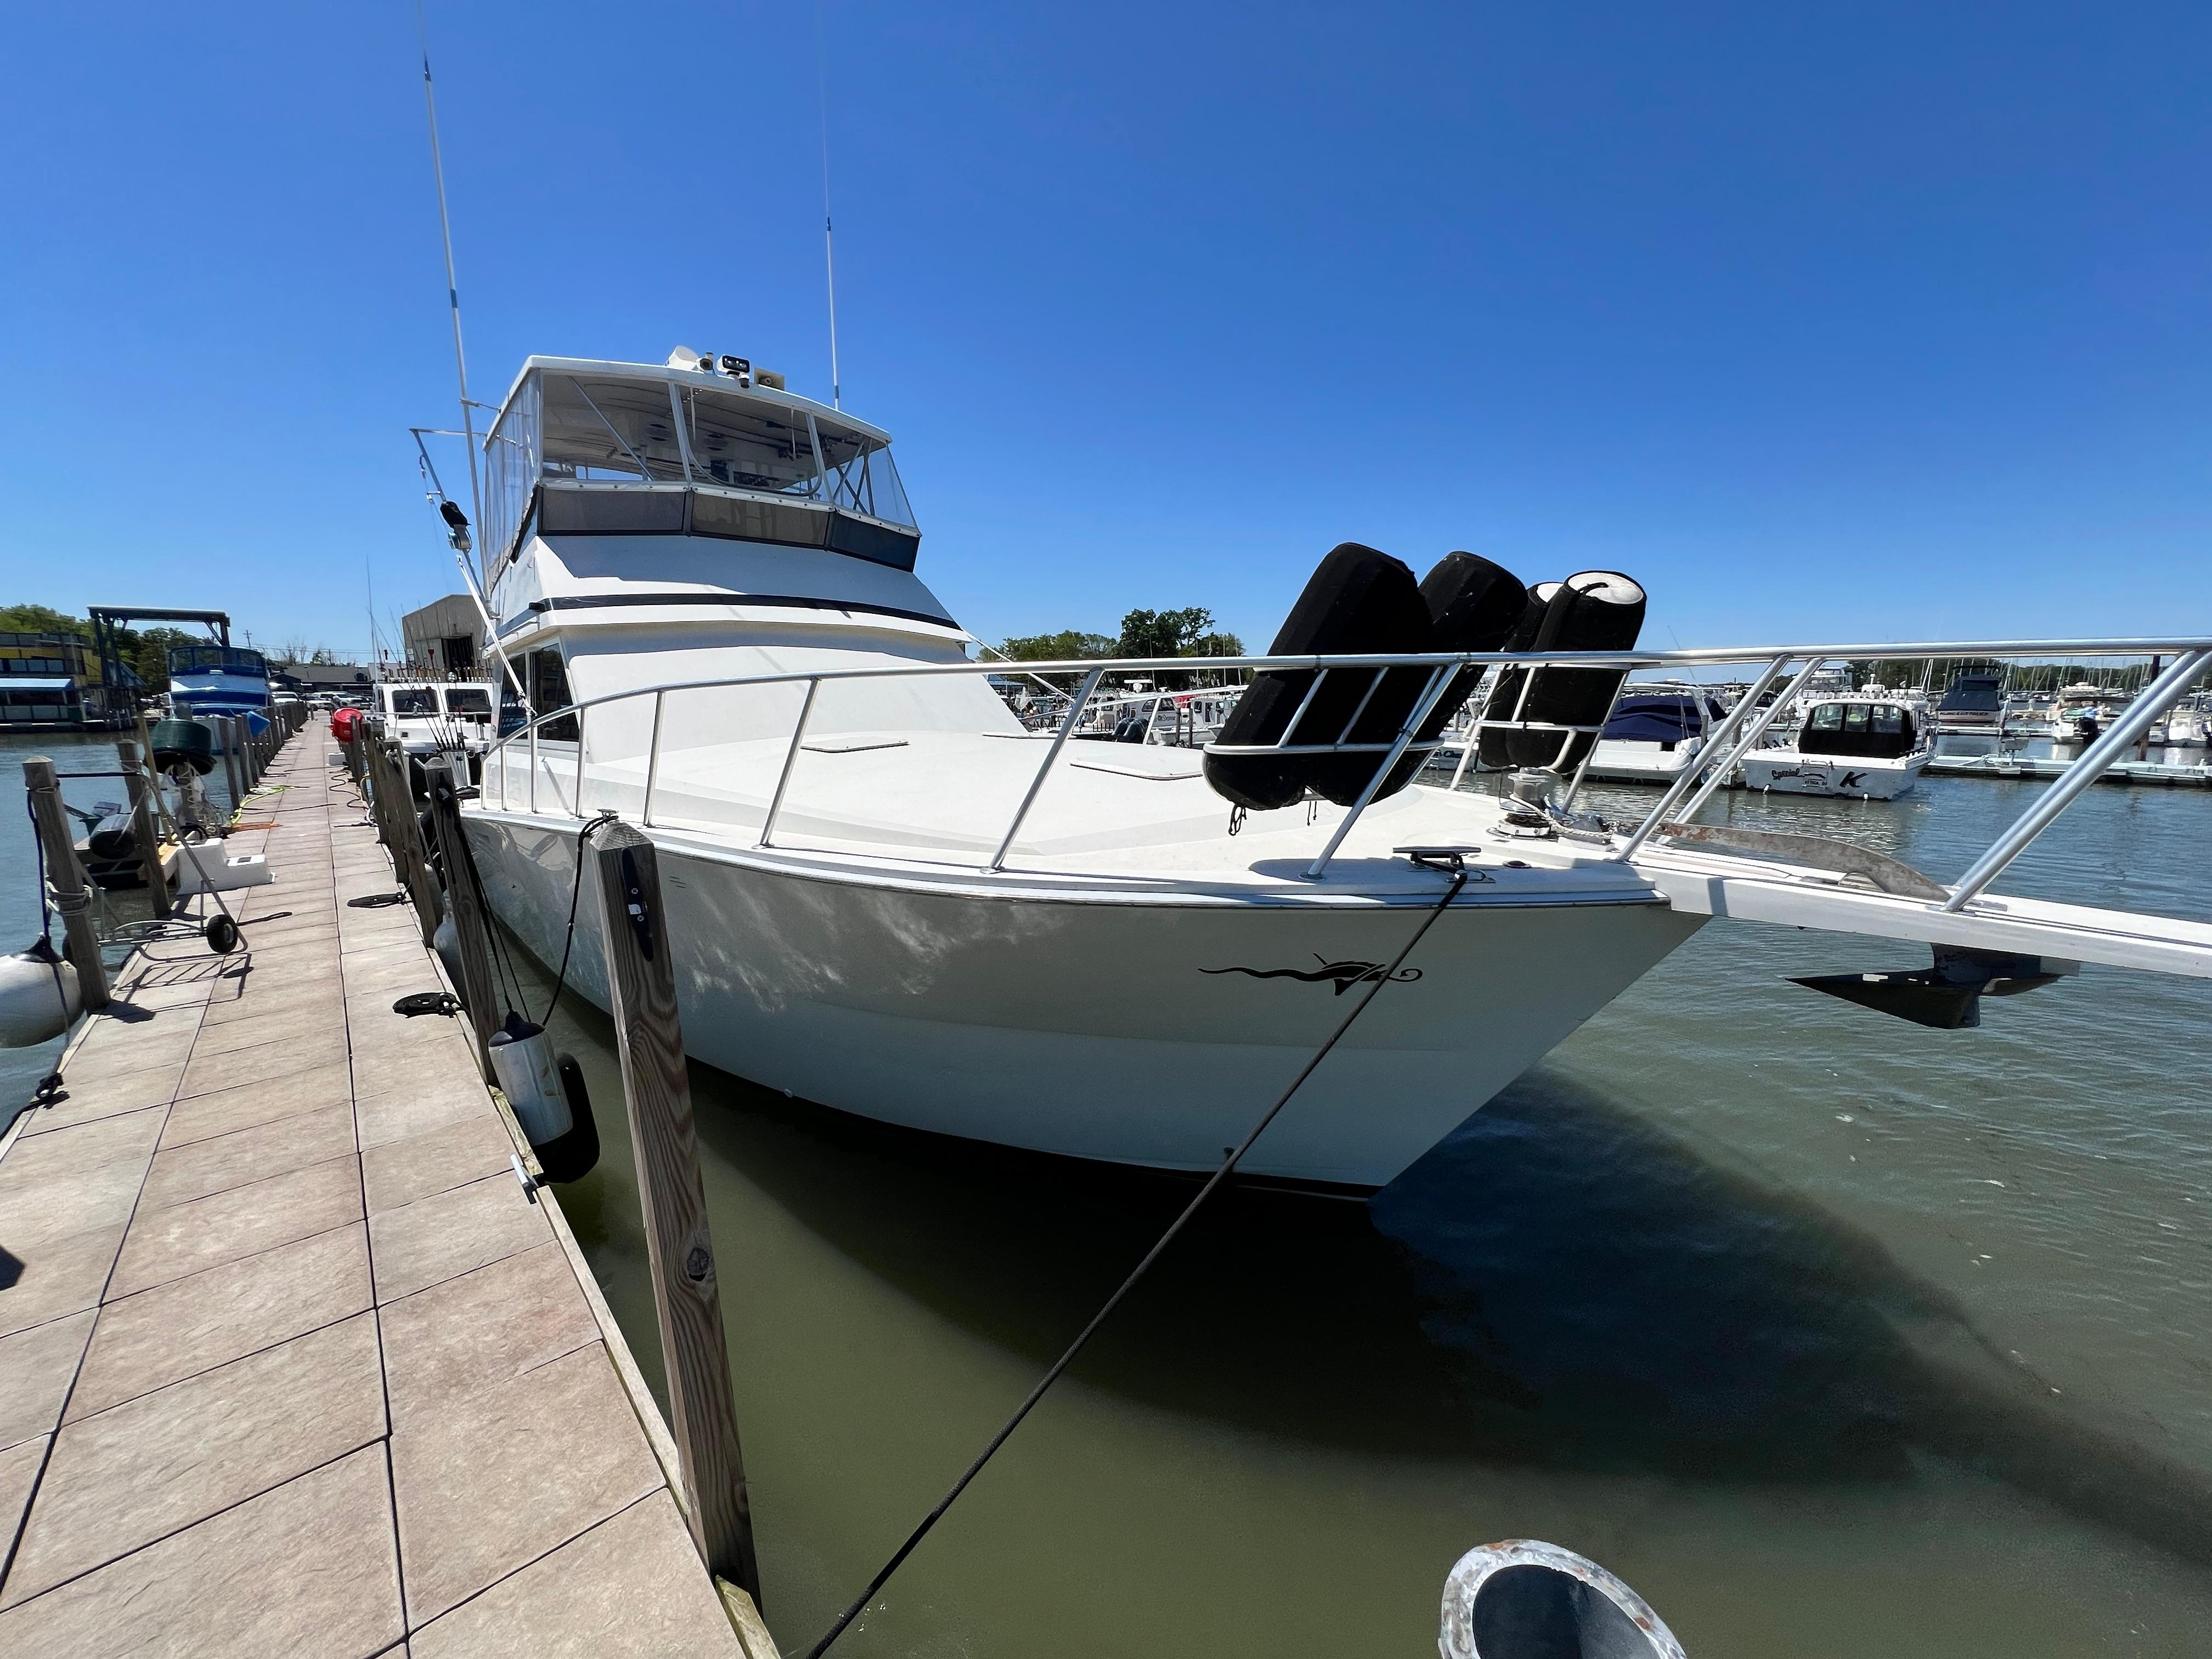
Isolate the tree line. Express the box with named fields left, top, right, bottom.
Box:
left=998, top=607, right=1246, bottom=687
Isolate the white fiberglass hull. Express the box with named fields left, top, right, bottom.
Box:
left=1582, top=739, right=1708, bottom=785
left=1738, top=749, right=1929, bottom=800
left=463, top=811, right=1702, bottom=1191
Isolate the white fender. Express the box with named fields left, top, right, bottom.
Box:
left=487, top=1016, right=572, bottom=1146
left=1440, top=1539, right=1684, bottom=1659
left=0, top=943, right=81, bottom=1048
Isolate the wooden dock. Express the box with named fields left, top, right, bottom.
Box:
left=0, top=719, right=763, bottom=1656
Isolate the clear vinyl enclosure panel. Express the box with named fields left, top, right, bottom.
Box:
left=482, top=368, right=917, bottom=569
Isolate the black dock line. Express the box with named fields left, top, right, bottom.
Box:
left=804, top=864, right=1471, bottom=1658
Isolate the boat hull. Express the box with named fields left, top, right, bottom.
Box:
left=1738, top=751, right=1928, bottom=799
left=462, top=812, right=1704, bottom=1190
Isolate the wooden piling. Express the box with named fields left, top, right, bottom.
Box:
left=424, top=754, right=500, bottom=1073
left=117, top=740, right=169, bottom=913
left=589, top=821, right=761, bottom=1600
left=218, top=716, right=247, bottom=820
left=370, top=740, right=442, bottom=946
left=23, top=757, right=109, bottom=1012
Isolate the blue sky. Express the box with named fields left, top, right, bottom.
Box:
left=2, top=2, right=2206, bottom=661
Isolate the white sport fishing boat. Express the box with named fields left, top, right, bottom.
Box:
left=1738, top=690, right=1934, bottom=799
left=447, top=347, right=2212, bottom=1192
left=374, top=678, right=497, bottom=758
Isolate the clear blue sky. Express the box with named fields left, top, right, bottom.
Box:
left=3, top=2, right=2205, bottom=662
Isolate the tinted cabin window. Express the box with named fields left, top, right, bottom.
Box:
left=389, top=689, right=437, bottom=716
left=529, top=649, right=579, bottom=742
left=1802, top=701, right=1916, bottom=759
left=444, top=688, right=492, bottom=715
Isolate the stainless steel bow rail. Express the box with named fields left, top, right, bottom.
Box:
left=476, top=635, right=2212, bottom=894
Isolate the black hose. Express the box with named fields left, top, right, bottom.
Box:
left=539, top=811, right=619, bottom=1026
left=803, top=864, right=1471, bottom=1658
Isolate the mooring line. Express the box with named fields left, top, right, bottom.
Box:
left=804, top=863, right=1470, bottom=1657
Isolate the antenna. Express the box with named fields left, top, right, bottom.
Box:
left=817, top=1, right=842, bottom=408
left=416, top=1, right=486, bottom=584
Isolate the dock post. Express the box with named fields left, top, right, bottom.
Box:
left=117, top=740, right=170, bottom=913
left=24, top=758, right=109, bottom=1013
left=218, top=716, right=247, bottom=821
left=425, top=755, right=500, bottom=1073
left=372, top=740, right=441, bottom=945
left=589, top=821, right=761, bottom=1601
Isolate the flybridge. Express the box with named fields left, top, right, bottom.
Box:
left=477, top=353, right=919, bottom=575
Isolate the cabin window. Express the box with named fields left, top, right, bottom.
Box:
left=527, top=648, right=579, bottom=742
left=484, top=368, right=921, bottom=570
left=388, top=688, right=437, bottom=716
left=538, top=487, right=687, bottom=537
left=1872, top=706, right=1904, bottom=735
left=444, top=687, right=491, bottom=715
left=1808, top=704, right=1844, bottom=732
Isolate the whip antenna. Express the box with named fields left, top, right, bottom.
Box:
left=416, top=1, right=485, bottom=583
left=817, top=2, right=842, bottom=408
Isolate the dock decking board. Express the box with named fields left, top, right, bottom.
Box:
left=0, top=719, right=749, bottom=1657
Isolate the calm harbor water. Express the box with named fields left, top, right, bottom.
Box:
left=0, top=730, right=202, bottom=1119
left=7, top=730, right=2210, bottom=1654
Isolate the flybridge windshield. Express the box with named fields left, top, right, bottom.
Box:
left=170, top=645, right=267, bottom=677
left=482, top=368, right=916, bottom=565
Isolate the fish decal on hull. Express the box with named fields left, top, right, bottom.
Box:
left=1201, top=955, right=1424, bottom=995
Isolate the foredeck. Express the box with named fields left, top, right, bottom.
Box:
left=0, top=720, right=752, bottom=1655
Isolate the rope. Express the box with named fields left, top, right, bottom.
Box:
left=539, top=811, right=619, bottom=1026
left=449, top=813, right=530, bottom=1022
left=804, top=863, right=1471, bottom=1658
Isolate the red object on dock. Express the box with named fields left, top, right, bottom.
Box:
left=330, top=706, right=363, bottom=742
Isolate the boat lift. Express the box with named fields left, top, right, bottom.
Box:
left=86, top=606, right=232, bottom=713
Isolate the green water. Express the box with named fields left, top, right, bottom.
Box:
left=0, top=730, right=188, bottom=1122
left=502, top=767, right=2212, bottom=1658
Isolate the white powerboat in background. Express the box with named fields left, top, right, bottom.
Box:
left=1581, top=685, right=1731, bottom=783
left=167, top=642, right=272, bottom=726
left=1739, top=690, right=1935, bottom=799
left=439, top=347, right=2212, bottom=1193
left=374, top=678, right=497, bottom=759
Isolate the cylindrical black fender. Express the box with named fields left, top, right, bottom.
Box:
left=1372, top=552, right=1527, bottom=797
left=1477, top=582, right=1561, bottom=769
left=533, top=1053, right=602, bottom=1184
left=1204, top=543, right=1432, bottom=810
left=1504, top=572, right=1647, bottom=770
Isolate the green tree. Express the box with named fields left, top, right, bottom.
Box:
left=998, top=630, right=1117, bottom=663
left=0, top=603, right=91, bottom=639
left=132, top=627, right=199, bottom=692
left=1115, top=607, right=1218, bottom=659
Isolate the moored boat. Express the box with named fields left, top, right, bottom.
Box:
left=441, top=347, right=2212, bottom=1192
